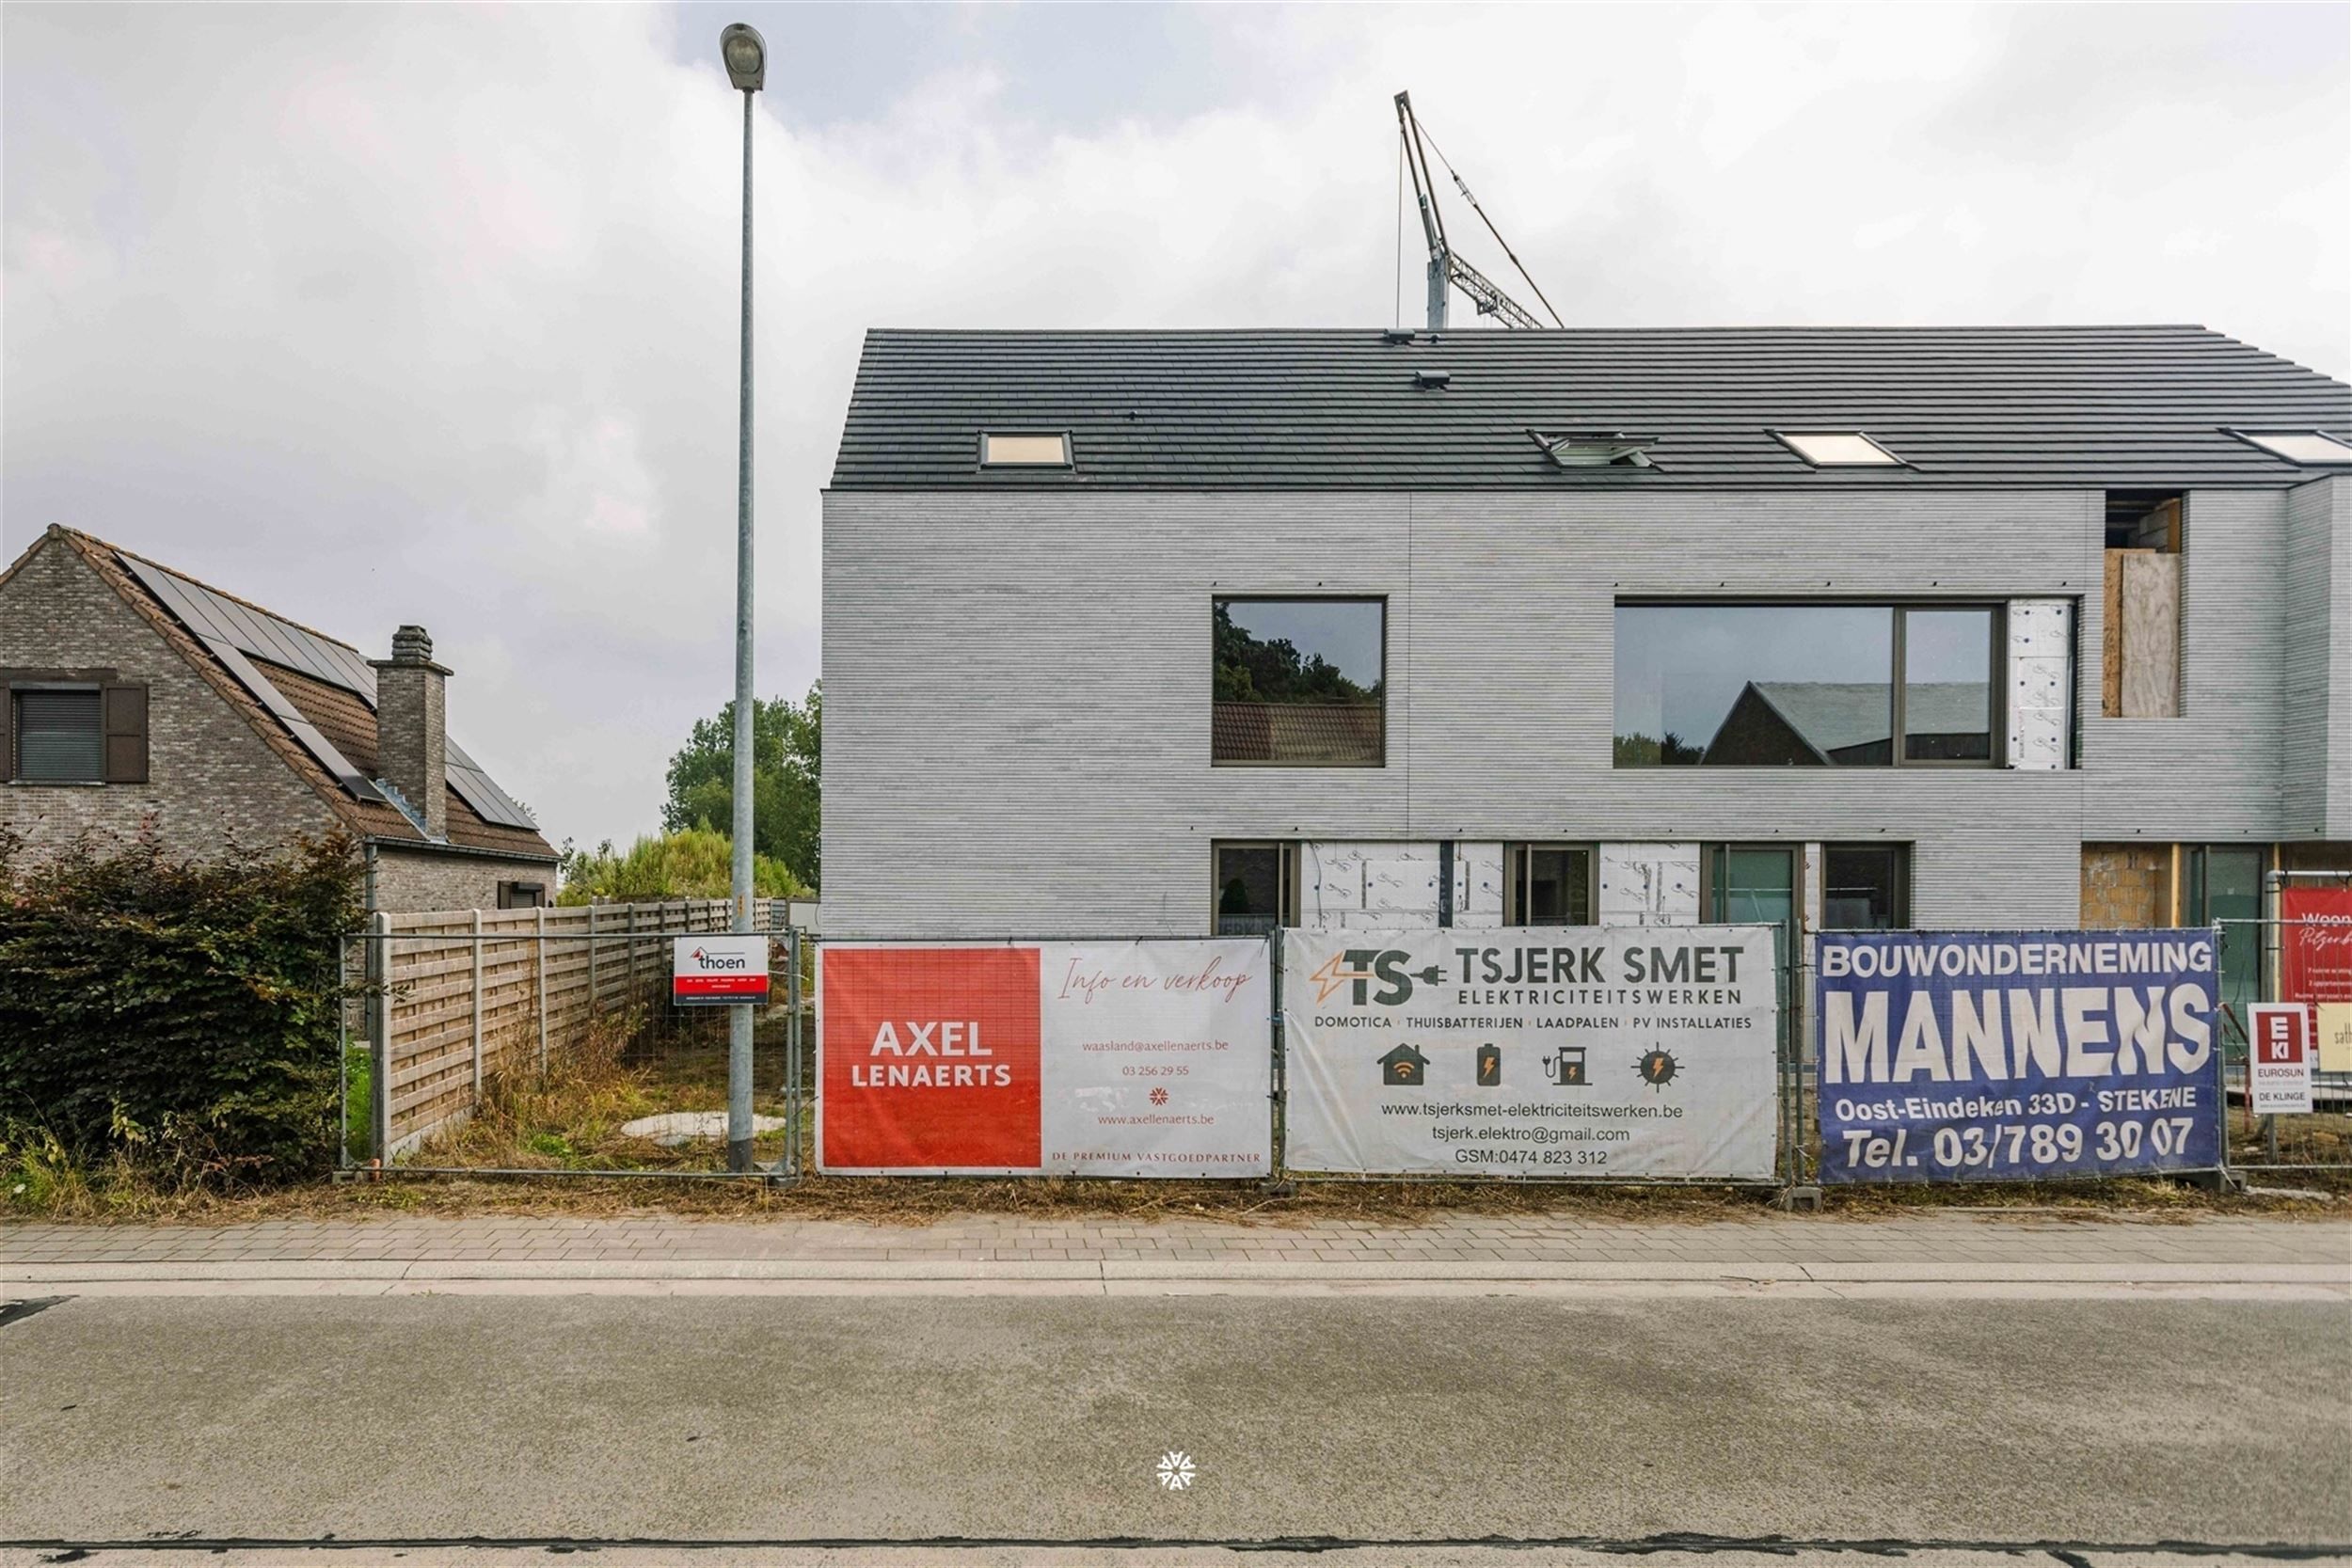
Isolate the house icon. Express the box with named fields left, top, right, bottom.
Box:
left=1378, top=1042, right=1430, bottom=1087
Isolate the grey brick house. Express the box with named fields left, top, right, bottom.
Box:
left=821, top=325, right=2351, bottom=1011
left=1, top=527, right=556, bottom=911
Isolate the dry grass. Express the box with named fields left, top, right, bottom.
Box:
left=12, top=1009, right=2344, bottom=1227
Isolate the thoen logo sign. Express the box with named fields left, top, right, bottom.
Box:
left=672, top=934, right=771, bottom=1005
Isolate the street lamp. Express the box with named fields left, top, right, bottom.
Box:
left=722, top=21, right=765, bottom=1174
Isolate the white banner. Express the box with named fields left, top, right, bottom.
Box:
left=819, top=939, right=1272, bottom=1177
left=1283, top=927, right=1780, bottom=1179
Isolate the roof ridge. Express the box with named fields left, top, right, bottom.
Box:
left=61, top=527, right=373, bottom=658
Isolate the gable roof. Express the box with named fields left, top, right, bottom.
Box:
left=29, top=529, right=555, bottom=862
left=830, top=325, right=2352, bottom=491
left=1736, top=680, right=1990, bottom=760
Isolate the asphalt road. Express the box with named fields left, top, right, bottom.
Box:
left=3, top=1291, right=2346, bottom=1560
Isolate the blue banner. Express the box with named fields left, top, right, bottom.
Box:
left=1816, top=930, right=2222, bottom=1183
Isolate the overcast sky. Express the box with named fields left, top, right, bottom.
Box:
left=6, top=3, right=2346, bottom=855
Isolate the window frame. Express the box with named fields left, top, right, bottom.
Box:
left=1820, top=842, right=1915, bottom=931
left=1503, top=842, right=1597, bottom=927
left=8, top=679, right=106, bottom=785
left=977, top=431, right=1073, bottom=468
left=2220, top=428, right=2352, bottom=467
left=1210, top=594, right=1389, bottom=769
left=1210, top=840, right=1298, bottom=935
left=1768, top=429, right=1910, bottom=468
left=1613, top=597, right=2010, bottom=770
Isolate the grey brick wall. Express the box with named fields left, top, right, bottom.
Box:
left=1, top=535, right=342, bottom=860
left=824, top=484, right=2336, bottom=939
left=2280, top=474, right=2350, bottom=838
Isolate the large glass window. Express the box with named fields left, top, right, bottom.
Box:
left=1613, top=604, right=2000, bottom=768
left=1213, top=598, right=1385, bottom=767
left=1505, top=845, right=1593, bottom=926
left=1213, top=842, right=1296, bottom=935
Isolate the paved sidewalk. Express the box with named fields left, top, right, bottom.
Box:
left=5, top=1211, right=2344, bottom=1295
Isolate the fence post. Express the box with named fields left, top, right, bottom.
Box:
left=337, top=933, right=351, bottom=1173
left=471, top=910, right=485, bottom=1100
left=535, top=905, right=548, bottom=1074
left=372, top=911, right=393, bottom=1170
left=1267, top=927, right=1285, bottom=1182
left=782, top=925, right=803, bottom=1180
left=588, top=903, right=598, bottom=1016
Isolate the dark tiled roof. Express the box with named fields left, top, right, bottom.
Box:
left=830, top=325, right=2352, bottom=491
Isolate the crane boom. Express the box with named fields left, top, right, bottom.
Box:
left=1393, top=89, right=1559, bottom=331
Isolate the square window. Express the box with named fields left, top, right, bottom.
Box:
left=1213, top=597, right=1385, bottom=767
left=1505, top=845, right=1593, bottom=926
left=1213, top=842, right=1295, bottom=935
left=1775, top=431, right=1903, bottom=467
left=1823, top=845, right=1911, bottom=929
left=979, top=432, right=1072, bottom=467
left=2226, top=429, right=2352, bottom=467
left=12, top=688, right=103, bottom=783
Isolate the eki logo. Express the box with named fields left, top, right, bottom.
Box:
left=1310, top=948, right=1446, bottom=1006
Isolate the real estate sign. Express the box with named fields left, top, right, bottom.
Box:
left=2280, top=884, right=2352, bottom=1076
left=2248, top=1003, right=2315, bottom=1116
left=673, top=934, right=771, bottom=1006
left=1281, top=927, right=1780, bottom=1179
left=1816, top=930, right=2221, bottom=1182
left=817, top=940, right=1272, bottom=1177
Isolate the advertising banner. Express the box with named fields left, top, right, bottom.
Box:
left=818, top=941, right=1271, bottom=1177
left=2248, top=1004, right=2314, bottom=1116
left=1282, top=927, right=1781, bottom=1179
left=672, top=934, right=771, bottom=1005
left=2280, top=884, right=2352, bottom=1075
left=1817, top=930, right=2221, bottom=1183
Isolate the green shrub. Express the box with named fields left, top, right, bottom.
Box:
left=555, top=827, right=805, bottom=906
left=0, top=827, right=365, bottom=1187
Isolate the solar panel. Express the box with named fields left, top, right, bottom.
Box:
left=122, top=553, right=541, bottom=833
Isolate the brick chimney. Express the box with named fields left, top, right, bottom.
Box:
left=371, top=625, right=449, bottom=838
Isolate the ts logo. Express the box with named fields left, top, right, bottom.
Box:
left=1311, top=948, right=1445, bottom=1006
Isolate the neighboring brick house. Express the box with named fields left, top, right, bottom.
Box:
left=0, top=527, right=557, bottom=911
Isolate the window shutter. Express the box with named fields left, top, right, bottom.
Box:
left=0, top=685, right=13, bottom=784
left=103, top=684, right=149, bottom=784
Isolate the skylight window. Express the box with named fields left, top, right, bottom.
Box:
left=1775, top=431, right=1904, bottom=467
left=2227, top=429, right=2352, bottom=467
left=980, top=432, right=1072, bottom=467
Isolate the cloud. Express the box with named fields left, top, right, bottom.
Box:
left=5, top=2, right=2345, bottom=854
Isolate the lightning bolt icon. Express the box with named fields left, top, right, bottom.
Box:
left=1310, top=951, right=1365, bottom=1006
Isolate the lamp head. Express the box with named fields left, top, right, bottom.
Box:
left=720, top=24, right=766, bottom=91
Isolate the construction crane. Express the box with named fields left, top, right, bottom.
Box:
left=1394, top=89, right=1562, bottom=331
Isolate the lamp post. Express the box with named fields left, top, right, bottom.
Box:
left=721, top=21, right=765, bottom=1174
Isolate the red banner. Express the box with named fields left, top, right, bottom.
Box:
left=2280, top=884, right=2352, bottom=1075
left=821, top=946, right=1043, bottom=1170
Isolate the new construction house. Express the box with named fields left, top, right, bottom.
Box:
left=820, top=325, right=2352, bottom=1007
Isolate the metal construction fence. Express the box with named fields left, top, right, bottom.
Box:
left=2214, top=867, right=2352, bottom=1173
left=331, top=911, right=2346, bottom=1189
left=339, top=900, right=814, bottom=1179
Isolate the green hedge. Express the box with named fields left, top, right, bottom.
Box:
left=0, top=828, right=364, bottom=1185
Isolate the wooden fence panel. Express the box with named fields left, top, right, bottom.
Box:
left=377, top=898, right=731, bottom=1151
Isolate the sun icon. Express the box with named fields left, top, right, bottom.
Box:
left=1632, top=1048, right=1680, bottom=1090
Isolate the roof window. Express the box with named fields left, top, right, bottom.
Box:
left=1536, top=431, right=1660, bottom=468
left=2226, top=429, right=2352, bottom=467
left=1775, top=431, right=1903, bottom=467
left=979, top=432, right=1072, bottom=467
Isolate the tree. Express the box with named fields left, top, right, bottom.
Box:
left=661, top=680, right=819, bottom=891
left=1213, top=602, right=1378, bottom=706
